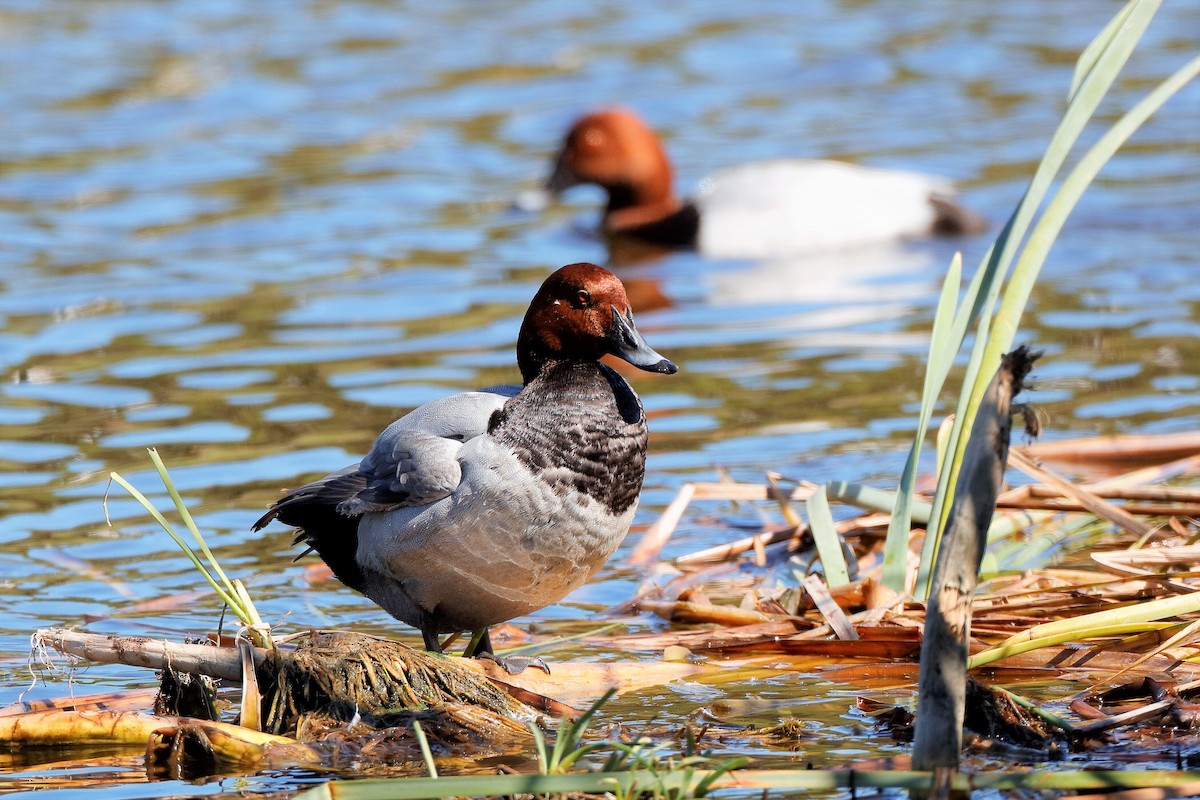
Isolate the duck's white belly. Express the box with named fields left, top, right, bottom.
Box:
left=695, top=159, right=948, bottom=258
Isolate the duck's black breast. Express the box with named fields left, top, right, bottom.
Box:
left=489, top=360, right=648, bottom=515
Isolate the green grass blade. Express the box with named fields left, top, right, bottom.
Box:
left=925, top=253, right=968, bottom=391
left=882, top=254, right=962, bottom=590
left=968, top=622, right=1178, bottom=669
left=807, top=484, right=849, bottom=587
left=938, top=51, right=1195, bottom=568
left=294, top=768, right=1200, bottom=799
left=147, top=448, right=237, bottom=597
left=232, top=580, right=269, bottom=645
left=410, top=721, right=438, bottom=779
left=995, top=587, right=1200, bottom=649
left=916, top=0, right=1163, bottom=598
left=978, top=52, right=1200, bottom=388
left=107, top=472, right=242, bottom=613
left=945, top=0, right=1161, bottom=486
left=993, top=686, right=1076, bottom=733
left=548, top=688, right=615, bottom=772
left=554, top=743, right=613, bottom=774
left=909, top=247, right=995, bottom=590
left=829, top=481, right=931, bottom=522
left=1070, top=0, right=1139, bottom=101
left=693, top=757, right=751, bottom=795
left=529, top=723, right=549, bottom=774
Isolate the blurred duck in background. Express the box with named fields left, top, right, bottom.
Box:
left=543, top=108, right=985, bottom=260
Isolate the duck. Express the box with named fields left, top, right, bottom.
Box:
left=253, top=263, right=677, bottom=667
left=544, top=108, right=986, bottom=259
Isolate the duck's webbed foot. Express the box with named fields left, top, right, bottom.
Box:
left=475, top=649, right=551, bottom=675
left=466, top=628, right=551, bottom=675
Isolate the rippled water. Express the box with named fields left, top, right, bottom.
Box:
left=1, top=0, right=1198, bottom=793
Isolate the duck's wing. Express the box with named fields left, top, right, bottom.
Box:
left=383, top=386, right=518, bottom=441
left=253, top=388, right=517, bottom=527
left=345, top=387, right=520, bottom=512
left=251, top=388, right=518, bottom=593
left=336, top=431, right=465, bottom=514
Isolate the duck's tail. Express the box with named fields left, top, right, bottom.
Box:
left=252, top=466, right=368, bottom=594
left=929, top=192, right=989, bottom=236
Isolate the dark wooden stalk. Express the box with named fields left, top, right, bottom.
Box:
left=911, top=347, right=1038, bottom=792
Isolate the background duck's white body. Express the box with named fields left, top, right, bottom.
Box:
left=694, top=159, right=959, bottom=258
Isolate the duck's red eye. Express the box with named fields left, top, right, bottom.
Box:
left=572, top=289, right=593, bottom=309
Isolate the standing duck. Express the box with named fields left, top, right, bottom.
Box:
left=545, top=108, right=985, bottom=259
left=253, top=263, right=676, bottom=666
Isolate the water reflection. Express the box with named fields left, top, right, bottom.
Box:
left=703, top=245, right=939, bottom=328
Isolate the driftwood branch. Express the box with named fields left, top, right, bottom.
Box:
left=32, top=627, right=712, bottom=711
left=912, top=347, right=1038, bottom=776
left=34, top=628, right=265, bottom=682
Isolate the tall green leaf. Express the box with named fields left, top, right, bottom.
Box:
left=915, top=0, right=1166, bottom=598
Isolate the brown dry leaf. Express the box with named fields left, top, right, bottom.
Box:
left=603, top=560, right=741, bottom=616
left=81, top=590, right=213, bottom=623
left=619, top=624, right=918, bottom=658
left=0, top=688, right=161, bottom=718
left=802, top=574, right=858, bottom=641
left=627, top=482, right=696, bottom=565
left=675, top=525, right=800, bottom=566
left=463, top=658, right=713, bottom=703
left=1094, top=545, right=1200, bottom=571
left=602, top=621, right=806, bottom=652
left=636, top=599, right=789, bottom=627
left=824, top=662, right=1073, bottom=689
left=761, top=638, right=920, bottom=659
left=1023, top=431, right=1200, bottom=467
left=1071, top=699, right=1174, bottom=735
left=1008, top=449, right=1154, bottom=538
left=978, top=645, right=1200, bottom=678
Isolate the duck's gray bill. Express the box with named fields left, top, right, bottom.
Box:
left=607, top=307, right=678, bottom=374
left=545, top=151, right=578, bottom=195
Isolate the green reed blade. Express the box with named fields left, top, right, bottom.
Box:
left=968, top=622, right=1178, bottom=670
left=147, top=448, right=238, bottom=603
left=882, top=253, right=962, bottom=591
left=106, top=471, right=242, bottom=615
left=917, top=0, right=1164, bottom=599
left=1071, top=0, right=1139, bottom=101
left=807, top=484, right=849, bottom=587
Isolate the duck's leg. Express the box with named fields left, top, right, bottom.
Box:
left=421, top=626, right=444, bottom=653
left=466, top=628, right=550, bottom=675
left=461, top=628, right=489, bottom=658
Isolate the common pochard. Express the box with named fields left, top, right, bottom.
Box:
left=254, top=263, right=677, bottom=667
left=546, top=109, right=985, bottom=258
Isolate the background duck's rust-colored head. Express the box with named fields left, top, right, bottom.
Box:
left=547, top=110, right=679, bottom=217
